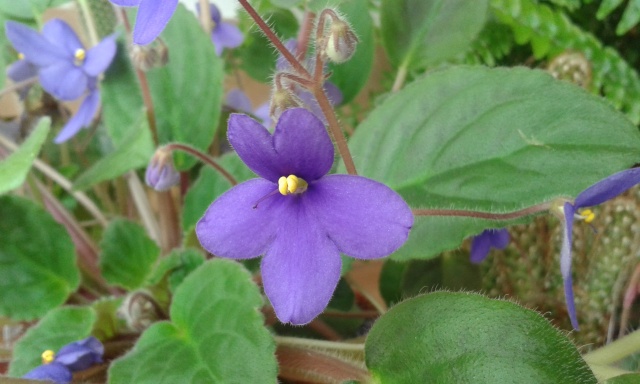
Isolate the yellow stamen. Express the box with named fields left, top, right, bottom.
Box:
left=278, top=175, right=308, bottom=196
left=74, top=48, right=86, bottom=65
left=18, top=53, right=25, bottom=60
left=580, top=209, right=595, bottom=224
left=42, top=350, right=55, bottom=364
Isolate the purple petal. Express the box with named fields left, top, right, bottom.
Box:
left=196, top=179, right=280, bottom=259
left=276, top=39, right=297, bottom=71
left=7, top=59, right=38, bottom=83
left=261, top=200, right=342, bottom=324
left=226, top=89, right=252, bottom=113
left=209, top=3, right=221, bottom=25
left=5, top=21, right=65, bottom=66
left=575, top=168, right=640, bottom=208
left=470, top=229, right=510, bottom=264
left=211, top=23, right=244, bottom=54
left=23, top=362, right=72, bottom=383
left=55, top=336, right=104, bottom=372
left=254, top=102, right=271, bottom=128
left=39, top=63, right=87, bottom=101
left=83, top=35, right=117, bottom=76
left=110, top=0, right=141, bottom=5
left=54, top=90, right=100, bottom=143
left=296, top=82, right=342, bottom=123
left=145, top=161, right=180, bottom=191
left=228, top=108, right=334, bottom=183
left=41, top=19, right=83, bottom=56
left=306, top=175, right=412, bottom=259
left=561, top=203, right=579, bottom=330
left=133, top=0, right=178, bottom=45
left=323, top=81, right=343, bottom=106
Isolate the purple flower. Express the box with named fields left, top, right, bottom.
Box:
left=145, top=147, right=180, bottom=191
left=195, top=108, right=413, bottom=324
left=6, top=58, right=38, bottom=99
left=23, top=362, right=72, bottom=384
left=201, top=2, right=244, bottom=56
left=226, top=89, right=270, bottom=127
left=110, top=0, right=178, bottom=45
left=22, top=336, right=103, bottom=384
left=5, top=19, right=116, bottom=143
left=470, top=228, right=510, bottom=264
left=561, top=167, right=640, bottom=329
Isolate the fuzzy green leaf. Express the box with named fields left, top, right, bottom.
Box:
left=0, top=118, right=49, bottom=195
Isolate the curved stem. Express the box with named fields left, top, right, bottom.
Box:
left=198, top=0, right=213, bottom=34
left=391, top=63, right=408, bottom=92
left=237, top=0, right=310, bottom=77
left=274, top=336, right=365, bottom=352
left=412, top=202, right=552, bottom=221
left=163, top=143, right=237, bottom=186
left=584, top=328, right=640, bottom=365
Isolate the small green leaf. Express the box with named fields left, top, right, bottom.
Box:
left=0, top=196, right=80, bottom=320
left=100, top=219, right=160, bottom=291
left=182, top=153, right=255, bottom=233
left=146, top=248, right=205, bottom=293
left=343, top=66, right=640, bottom=260
left=327, top=0, right=374, bottom=104
left=605, top=374, right=640, bottom=383
left=381, top=0, right=489, bottom=69
left=365, top=292, right=597, bottom=383
left=108, top=259, right=277, bottom=383
left=0, top=118, right=49, bottom=195
left=147, top=5, right=223, bottom=170
left=9, top=306, right=96, bottom=377
left=73, top=114, right=153, bottom=190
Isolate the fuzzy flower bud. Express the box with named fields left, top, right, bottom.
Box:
left=145, top=147, right=180, bottom=191
left=269, top=87, right=303, bottom=121
left=320, top=14, right=358, bottom=63
left=118, top=290, right=164, bottom=332
left=129, top=42, right=169, bottom=72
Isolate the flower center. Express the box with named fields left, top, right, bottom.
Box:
left=575, top=208, right=595, bottom=224
left=74, top=48, right=86, bottom=66
left=278, top=175, right=307, bottom=195
left=41, top=350, right=55, bottom=364
left=18, top=52, right=25, bottom=60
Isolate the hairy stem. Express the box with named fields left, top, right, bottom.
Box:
left=163, top=143, right=237, bottom=185
left=275, top=336, right=365, bottom=352
left=584, top=328, right=640, bottom=365
left=412, top=202, right=552, bottom=221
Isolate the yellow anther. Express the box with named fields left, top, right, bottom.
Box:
left=74, top=48, right=86, bottom=65
left=277, top=175, right=308, bottom=196
left=581, top=209, right=595, bottom=224
left=18, top=53, right=25, bottom=60
left=41, top=350, right=55, bottom=364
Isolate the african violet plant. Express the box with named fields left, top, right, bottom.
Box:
left=2, top=0, right=640, bottom=383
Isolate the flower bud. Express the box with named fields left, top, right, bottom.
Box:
left=269, top=86, right=303, bottom=121
left=129, top=42, right=169, bottom=72
left=145, top=147, right=180, bottom=191
left=118, top=290, right=164, bottom=332
left=321, top=16, right=358, bottom=63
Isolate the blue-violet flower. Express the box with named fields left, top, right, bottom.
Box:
left=226, top=88, right=270, bottom=127
left=22, top=336, right=104, bottom=384
left=199, top=2, right=244, bottom=56
left=5, top=19, right=116, bottom=143
left=560, top=167, right=640, bottom=329
left=110, top=0, right=178, bottom=45
left=470, top=228, right=510, bottom=264
left=195, top=108, right=413, bottom=324
left=145, top=147, right=181, bottom=191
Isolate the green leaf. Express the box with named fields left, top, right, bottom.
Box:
left=73, top=114, right=153, bottom=190
left=9, top=306, right=96, bottom=377
left=616, top=0, right=640, bottom=35
left=343, top=66, right=640, bottom=260
left=147, top=5, right=223, bottom=170
left=0, top=118, right=49, bottom=195
left=109, top=259, right=277, bottom=383
left=327, top=0, right=374, bottom=104
left=182, top=153, right=255, bottom=233
left=102, top=40, right=144, bottom=145
left=605, top=374, right=640, bottom=383
left=0, top=196, right=80, bottom=320
left=146, top=248, right=205, bottom=293
left=269, top=0, right=302, bottom=7
left=380, top=0, right=489, bottom=69
left=365, top=292, right=597, bottom=383
left=0, top=0, right=35, bottom=19
left=99, top=219, right=160, bottom=291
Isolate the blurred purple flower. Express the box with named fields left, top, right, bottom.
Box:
left=110, top=0, right=178, bottom=45
left=22, top=336, right=103, bottom=384
left=560, top=167, right=640, bottom=329
left=200, top=2, right=244, bottom=56
left=23, top=362, right=72, bottom=384
left=226, top=89, right=270, bottom=127
left=145, top=147, right=180, bottom=191
left=470, top=228, right=509, bottom=264
left=196, top=108, right=413, bottom=324
left=5, top=19, right=116, bottom=143
left=6, top=58, right=38, bottom=99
